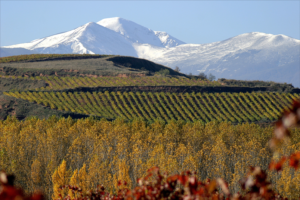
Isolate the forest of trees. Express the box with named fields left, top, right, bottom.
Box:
left=1, top=116, right=300, bottom=199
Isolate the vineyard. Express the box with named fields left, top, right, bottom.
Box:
left=3, top=54, right=298, bottom=123
left=5, top=90, right=299, bottom=122
left=0, top=75, right=221, bottom=89
left=0, top=54, right=107, bottom=63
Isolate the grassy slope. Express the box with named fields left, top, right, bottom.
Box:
left=0, top=54, right=184, bottom=77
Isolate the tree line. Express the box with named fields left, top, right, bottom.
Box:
left=1, top=117, right=300, bottom=199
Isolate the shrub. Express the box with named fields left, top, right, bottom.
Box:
left=155, top=69, right=170, bottom=76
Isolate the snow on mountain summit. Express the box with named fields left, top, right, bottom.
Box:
left=97, top=17, right=185, bottom=47
left=145, top=32, right=300, bottom=87
left=1, top=18, right=299, bottom=87
left=221, top=32, right=297, bottom=49
left=3, top=21, right=137, bottom=56
left=3, top=17, right=184, bottom=56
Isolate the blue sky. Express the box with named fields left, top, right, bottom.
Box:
left=1, top=1, right=299, bottom=46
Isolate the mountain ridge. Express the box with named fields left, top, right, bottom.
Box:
left=97, top=17, right=185, bottom=48
left=1, top=18, right=299, bottom=87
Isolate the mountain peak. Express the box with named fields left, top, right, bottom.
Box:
left=2, top=18, right=298, bottom=87
left=82, top=22, right=104, bottom=30
left=97, top=17, right=185, bottom=47
left=236, top=32, right=292, bottom=40
left=97, top=17, right=135, bottom=35
left=85, top=21, right=97, bottom=26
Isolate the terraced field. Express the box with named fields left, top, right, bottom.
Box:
left=5, top=91, right=299, bottom=122
left=0, top=75, right=221, bottom=90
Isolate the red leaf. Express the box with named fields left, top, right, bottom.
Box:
left=269, top=157, right=287, bottom=171
left=207, top=180, right=217, bottom=194
left=289, top=152, right=300, bottom=170
left=178, top=175, right=189, bottom=186
left=30, top=193, right=45, bottom=200
left=118, top=180, right=122, bottom=186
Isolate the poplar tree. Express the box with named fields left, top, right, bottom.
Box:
left=52, top=160, right=70, bottom=199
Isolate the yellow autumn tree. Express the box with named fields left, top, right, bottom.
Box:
left=52, top=160, right=70, bottom=199
left=68, top=163, right=88, bottom=198
left=87, top=156, right=112, bottom=192
left=113, top=159, right=131, bottom=190
left=290, top=168, right=300, bottom=198
left=68, top=169, right=79, bottom=199
left=31, top=159, right=42, bottom=191
left=78, top=163, right=88, bottom=194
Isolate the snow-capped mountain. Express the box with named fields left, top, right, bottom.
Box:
left=97, top=17, right=185, bottom=48
left=1, top=17, right=299, bottom=87
left=2, top=21, right=138, bottom=56
left=1, top=17, right=184, bottom=57
left=142, top=32, right=300, bottom=88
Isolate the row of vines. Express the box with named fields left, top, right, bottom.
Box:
left=0, top=54, right=104, bottom=63
left=0, top=75, right=221, bottom=89
left=4, top=91, right=299, bottom=123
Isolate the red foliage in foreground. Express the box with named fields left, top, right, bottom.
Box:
left=56, top=166, right=286, bottom=200
left=1, top=100, right=300, bottom=200
left=0, top=172, right=44, bottom=200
